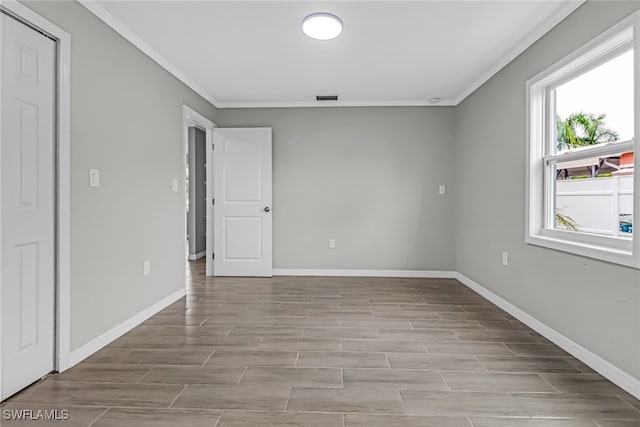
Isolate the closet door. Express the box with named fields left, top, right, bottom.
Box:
left=1, top=12, right=56, bottom=400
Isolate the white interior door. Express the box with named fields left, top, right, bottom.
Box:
left=1, top=13, right=56, bottom=400
left=213, top=128, right=272, bottom=277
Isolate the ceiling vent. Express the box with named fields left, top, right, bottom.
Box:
left=316, top=95, right=339, bottom=101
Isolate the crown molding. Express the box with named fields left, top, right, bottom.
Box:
left=216, top=99, right=456, bottom=108
left=80, top=0, right=583, bottom=109
left=78, top=0, right=221, bottom=107
left=453, top=0, right=584, bottom=105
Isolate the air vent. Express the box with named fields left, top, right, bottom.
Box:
left=316, top=95, right=339, bottom=101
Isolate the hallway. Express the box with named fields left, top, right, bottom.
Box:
left=2, top=260, right=639, bottom=426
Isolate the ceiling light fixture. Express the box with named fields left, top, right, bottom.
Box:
left=428, top=97, right=441, bottom=104
left=302, top=12, right=343, bottom=40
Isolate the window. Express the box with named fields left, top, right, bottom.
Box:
left=526, top=12, right=640, bottom=268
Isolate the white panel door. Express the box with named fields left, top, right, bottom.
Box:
left=1, top=13, right=56, bottom=400
left=213, top=128, right=272, bottom=277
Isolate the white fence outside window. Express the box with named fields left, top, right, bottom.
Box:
left=556, top=175, right=633, bottom=237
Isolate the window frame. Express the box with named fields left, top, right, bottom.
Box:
left=526, top=12, right=640, bottom=269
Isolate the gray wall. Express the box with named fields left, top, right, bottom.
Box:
left=23, top=1, right=219, bottom=350
left=455, top=1, right=640, bottom=379
left=188, top=127, right=207, bottom=257
left=217, top=107, right=456, bottom=271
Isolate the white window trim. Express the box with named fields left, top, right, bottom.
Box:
left=526, top=11, right=640, bottom=269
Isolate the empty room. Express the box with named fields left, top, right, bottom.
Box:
left=0, top=0, right=639, bottom=426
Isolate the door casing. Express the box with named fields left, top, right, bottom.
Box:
left=182, top=106, right=216, bottom=277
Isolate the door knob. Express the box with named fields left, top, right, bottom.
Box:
left=264, top=207, right=271, bottom=212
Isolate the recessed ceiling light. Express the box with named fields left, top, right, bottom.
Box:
left=302, top=12, right=343, bottom=40
left=428, top=97, right=441, bottom=104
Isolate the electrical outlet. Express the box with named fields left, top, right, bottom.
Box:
left=143, top=260, right=151, bottom=276
left=502, top=252, right=509, bottom=266
left=439, top=185, right=446, bottom=195
left=329, top=238, right=336, bottom=249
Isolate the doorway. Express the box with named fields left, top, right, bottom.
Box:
left=187, top=126, right=207, bottom=262
left=0, top=3, right=71, bottom=401
left=182, top=106, right=216, bottom=278
left=181, top=111, right=273, bottom=278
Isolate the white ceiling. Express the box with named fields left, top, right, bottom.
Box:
left=84, top=1, right=583, bottom=108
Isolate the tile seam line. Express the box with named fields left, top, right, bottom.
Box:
left=87, top=407, right=111, bottom=427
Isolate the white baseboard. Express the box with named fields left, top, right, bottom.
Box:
left=188, top=251, right=206, bottom=261
left=66, top=287, right=186, bottom=369
left=272, top=268, right=457, bottom=279
left=455, top=272, right=640, bottom=400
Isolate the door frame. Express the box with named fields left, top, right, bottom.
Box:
left=0, top=0, right=71, bottom=396
left=182, top=106, right=216, bottom=277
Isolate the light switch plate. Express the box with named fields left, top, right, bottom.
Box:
left=143, top=260, right=151, bottom=276
left=502, top=252, right=509, bottom=266
left=172, top=179, right=178, bottom=192
left=89, top=169, right=100, bottom=188
left=439, top=185, right=446, bottom=195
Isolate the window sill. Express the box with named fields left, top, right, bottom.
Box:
left=526, top=231, right=639, bottom=269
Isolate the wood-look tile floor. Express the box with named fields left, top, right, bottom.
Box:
left=3, top=259, right=639, bottom=426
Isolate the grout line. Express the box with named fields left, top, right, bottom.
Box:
left=384, top=352, right=392, bottom=369
left=32, top=402, right=487, bottom=415
left=537, top=373, right=561, bottom=393
left=224, top=326, right=235, bottom=338
left=87, top=407, right=110, bottom=427
left=509, top=391, right=532, bottom=417
left=283, top=386, right=293, bottom=412
left=476, top=321, right=489, bottom=331
left=135, top=366, right=155, bottom=384
left=294, top=351, right=300, bottom=367
left=398, top=388, right=409, bottom=415
left=475, top=355, right=489, bottom=372
left=199, top=316, right=210, bottom=326
left=201, top=349, right=216, bottom=367
left=612, top=394, right=640, bottom=411
left=420, top=340, right=430, bottom=353
left=110, top=349, right=133, bottom=365
left=168, top=384, right=188, bottom=409
left=465, top=417, right=475, bottom=427
left=212, top=410, right=224, bottom=427
left=502, top=343, right=517, bottom=356
left=235, top=366, right=248, bottom=386
left=437, top=371, right=453, bottom=391
left=57, top=382, right=90, bottom=405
